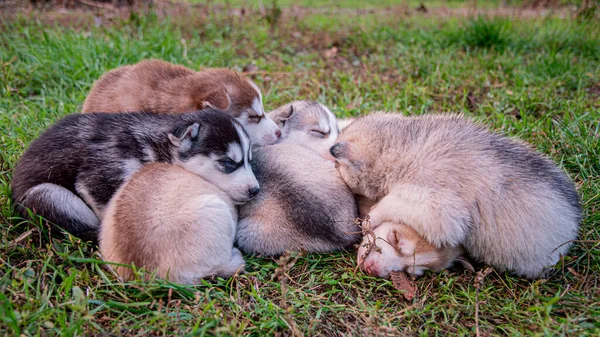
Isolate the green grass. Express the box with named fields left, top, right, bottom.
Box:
left=1, top=3, right=599, bottom=336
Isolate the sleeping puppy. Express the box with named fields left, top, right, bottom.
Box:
left=356, top=196, right=463, bottom=278
left=267, top=100, right=339, bottom=158
left=331, top=113, right=582, bottom=279
left=236, top=101, right=360, bottom=255
left=82, top=59, right=281, bottom=146
left=100, top=163, right=245, bottom=284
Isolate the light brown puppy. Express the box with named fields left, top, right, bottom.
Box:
left=100, top=163, right=245, bottom=284
left=356, top=196, right=463, bottom=278
left=331, top=113, right=581, bottom=279
left=82, top=59, right=281, bottom=146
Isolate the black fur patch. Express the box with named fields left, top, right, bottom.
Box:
left=11, top=109, right=241, bottom=240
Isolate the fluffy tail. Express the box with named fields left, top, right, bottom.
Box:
left=14, top=183, right=100, bottom=242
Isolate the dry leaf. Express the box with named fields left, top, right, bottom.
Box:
left=323, top=47, right=338, bottom=59
left=390, top=270, right=416, bottom=301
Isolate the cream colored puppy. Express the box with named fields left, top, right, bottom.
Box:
left=100, top=163, right=245, bottom=284
left=331, top=113, right=581, bottom=279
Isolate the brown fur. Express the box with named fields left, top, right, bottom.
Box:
left=100, top=163, right=244, bottom=284
left=82, top=59, right=259, bottom=116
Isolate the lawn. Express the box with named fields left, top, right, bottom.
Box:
left=0, top=1, right=599, bottom=336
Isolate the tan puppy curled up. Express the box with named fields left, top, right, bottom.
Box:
left=100, top=163, right=245, bottom=284
left=331, top=113, right=581, bottom=279
left=82, top=59, right=281, bottom=146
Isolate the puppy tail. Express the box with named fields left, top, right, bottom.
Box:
left=15, top=183, right=100, bottom=242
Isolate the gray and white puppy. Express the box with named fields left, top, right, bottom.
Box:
left=268, top=100, right=339, bottom=158
left=236, top=101, right=360, bottom=256
left=331, top=113, right=581, bottom=279
left=12, top=109, right=258, bottom=241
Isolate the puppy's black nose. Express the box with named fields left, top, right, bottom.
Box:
left=275, top=129, right=282, bottom=138
left=248, top=187, right=260, bottom=199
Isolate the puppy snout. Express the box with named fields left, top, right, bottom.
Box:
left=275, top=129, right=282, bottom=139
left=248, top=187, right=260, bottom=199
left=363, top=260, right=376, bottom=276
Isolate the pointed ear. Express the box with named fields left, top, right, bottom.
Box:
left=194, top=87, right=231, bottom=111
left=168, top=123, right=200, bottom=152
left=268, top=104, right=295, bottom=127
left=202, top=88, right=231, bottom=111
left=456, top=256, right=475, bottom=273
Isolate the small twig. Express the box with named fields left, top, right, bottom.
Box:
left=9, top=228, right=37, bottom=246
left=553, top=239, right=600, bottom=252
left=475, top=267, right=493, bottom=337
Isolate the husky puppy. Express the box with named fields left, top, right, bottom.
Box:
left=358, top=221, right=463, bottom=278
left=12, top=110, right=258, bottom=241
left=330, top=113, right=581, bottom=279
left=100, top=163, right=245, bottom=284
left=356, top=196, right=463, bottom=278
left=236, top=142, right=360, bottom=255
left=82, top=59, right=281, bottom=146
left=267, top=101, right=339, bottom=158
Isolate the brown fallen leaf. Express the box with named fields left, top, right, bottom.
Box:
left=323, top=47, right=338, bottom=59
left=390, top=270, right=416, bottom=301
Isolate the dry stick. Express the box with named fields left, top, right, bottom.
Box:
left=474, top=267, right=493, bottom=337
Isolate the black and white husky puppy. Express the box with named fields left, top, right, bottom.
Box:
left=11, top=109, right=258, bottom=241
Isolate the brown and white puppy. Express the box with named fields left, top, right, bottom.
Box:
left=331, top=113, right=581, bottom=279
left=356, top=197, right=463, bottom=278
left=267, top=101, right=339, bottom=158
left=358, top=221, right=463, bottom=277
left=82, top=59, right=281, bottom=146
left=100, top=163, right=245, bottom=284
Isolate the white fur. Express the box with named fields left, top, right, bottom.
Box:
left=74, top=181, right=104, bottom=219
left=278, top=103, right=340, bottom=159
left=227, top=143, right=243, bottom=164
left=367, top=184, right=471, bottom=247
left=239, top=81, right=280, bottom=146
left=121, top=159, right=143, bottom=181
left=239, top=113, right=280, bottom=146
left=25, top=183, right=99, bottom=229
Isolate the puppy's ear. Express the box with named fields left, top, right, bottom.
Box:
left=268, top=104, right=295, bottom=128
left=197, top=88, right=231, bottom=111
left=456, top=255, right=475, bottom=273
left=169, top=123, right=200, bottom=152
left=387, top=226, right=417, bottom=256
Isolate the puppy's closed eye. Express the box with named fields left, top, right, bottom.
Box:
left=310, top=130, right=328, bottom=138
left=248, top=115, right=263, bottom=123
